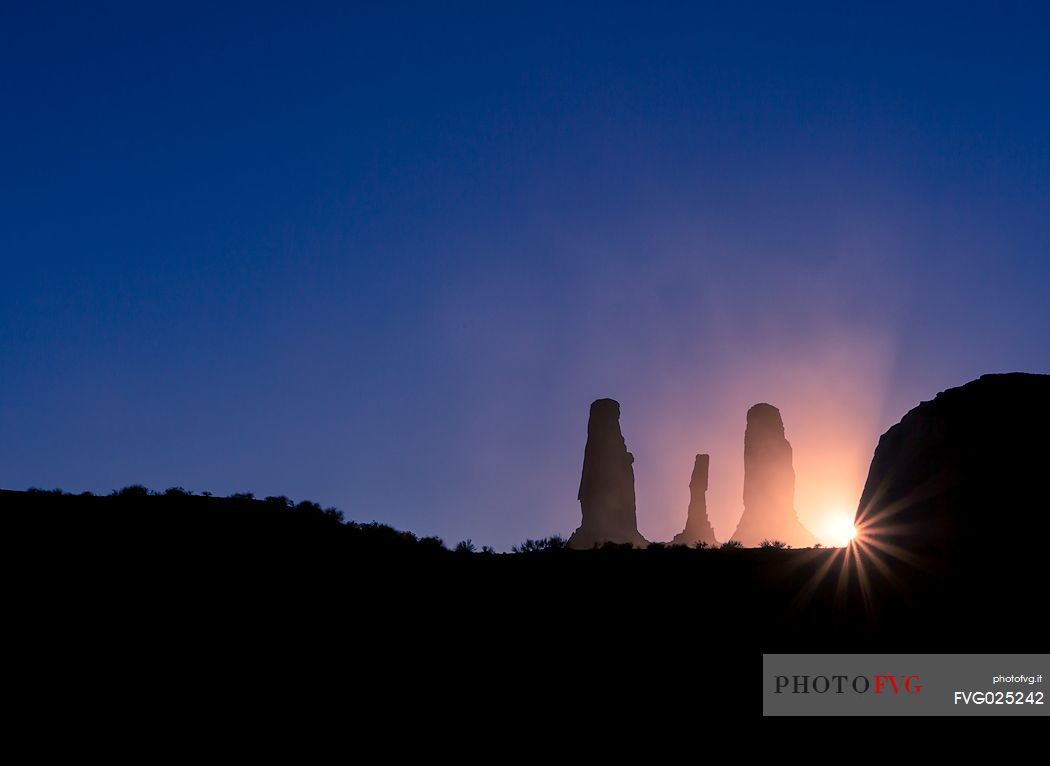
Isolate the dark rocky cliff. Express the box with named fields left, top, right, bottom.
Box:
left=855, top=372, right=1049, bottom=588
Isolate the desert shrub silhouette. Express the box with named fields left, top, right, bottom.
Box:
left=116, top=485, right=150, bottom=497
left=759, top=539, right=788, bottom=549
left=512, top=535, right=567, bottom=553
left=28, top=487, right=67, bottom=495
left=720, top=540, right=743, bottom=549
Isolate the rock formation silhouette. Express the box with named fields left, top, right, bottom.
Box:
left=568, top=398, right=648, bottom=549
left=855, top=372, right=1050, bottom=573
left=730, top=403, right=817, bottom=547
left=671, top=454, right=718, bottom=547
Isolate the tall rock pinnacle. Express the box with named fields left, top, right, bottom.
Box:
left=730, top=403, right=817, bottom=547
left=568, top=399, right=648, bottom=549
left=672, top=454, right=719, bottom=547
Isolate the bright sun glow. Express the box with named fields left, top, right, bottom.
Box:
left=821, top=511, right=858, bottom=548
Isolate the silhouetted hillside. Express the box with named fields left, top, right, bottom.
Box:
left=4, top=486, right=450, bottom=559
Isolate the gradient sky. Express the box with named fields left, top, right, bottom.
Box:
left=2, top=3, right=1048, bottom=549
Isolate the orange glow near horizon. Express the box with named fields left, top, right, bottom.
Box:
left=628, top=328, right=896, bottom=547
left=818, top=508, right=859, bottom=547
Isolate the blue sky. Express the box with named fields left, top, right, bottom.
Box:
left=2, top=3, right=1048, bottom=548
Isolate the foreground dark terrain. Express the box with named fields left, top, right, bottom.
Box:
left=0, top=503, right=1036, bottom=722
left=6, top=374, right=1048, bottom=722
